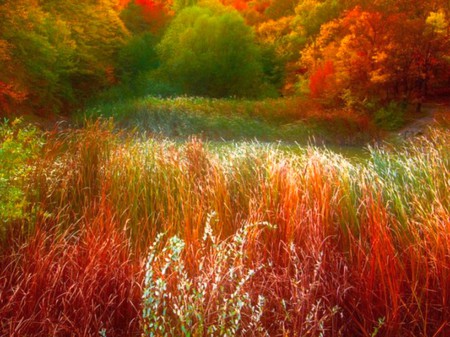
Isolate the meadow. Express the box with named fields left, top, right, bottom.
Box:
left=1, top=0, right=449, bottom=335
left=1, top=114, right=449, bottom=336
left=81, top=96, right=378, bottom=145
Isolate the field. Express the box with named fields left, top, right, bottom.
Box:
left=2, top=0, right=449, bottom=335
left=1, top=107, right=449, bottom=336
left=80, top=96, right=378, bottom=145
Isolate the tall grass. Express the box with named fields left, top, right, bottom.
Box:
left=0, top=205, right=142, bottom=337
left=1, top=120, right=449, bottom=336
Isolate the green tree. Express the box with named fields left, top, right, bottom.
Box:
left=294, top=0, right=343, bottom=37
left=40, top=0, right=128, bottom=100
left=117, top=33, right=160, bottom=81
left=0, top=0, right=75, bottom=112
left=172, top=0, right=198, bottom=12
left=157, top=4, right=266, bottom=97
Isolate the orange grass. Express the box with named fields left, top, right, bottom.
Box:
left=1, top=121, right=449, bottom=336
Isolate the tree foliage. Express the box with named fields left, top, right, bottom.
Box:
left=0, top=0, right=449, bottom=114
left=0, top=0, right=127, bottom=114
left=157, top=4, right=266, bottom=98
left=300, top=4, right=450, bottom=105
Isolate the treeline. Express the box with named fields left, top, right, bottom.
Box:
left=0, top=0, right=449, bottom=114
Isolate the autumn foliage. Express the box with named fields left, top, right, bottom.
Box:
left=1, top=1, right=450, bottom=336
left=0, top=82, right=26, bottom=115
left=0, top=0, right=448, bottom=114
left=308, top=60, right=335, bottom=99
left=132, top=0, right=171, bottom=30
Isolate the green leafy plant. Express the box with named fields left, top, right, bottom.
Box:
left=0, top=118, right=42, bottom=237
left=157, top=5, right=266, bottom=98
left=374, top=101, right=406, bottom=131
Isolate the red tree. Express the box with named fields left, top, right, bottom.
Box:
left=309, top=61, right=335, bottom=99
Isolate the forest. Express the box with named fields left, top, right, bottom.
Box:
left=1, top=0, right=450, bottom=336
left=1, top=0, right=449, bottom=113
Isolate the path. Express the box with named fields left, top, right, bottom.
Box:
left=397, top=102, right=449, bottom=139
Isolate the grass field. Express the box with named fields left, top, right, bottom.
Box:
left=1, top=112, right=449, bottom=336
left=80, top=96, right=379, bottom=145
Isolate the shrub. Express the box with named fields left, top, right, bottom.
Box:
left=0, top=119, right=43, bottom=239
left=374, top=101, right=405, bottom=131
left=142, top=220, right=269, bottom=336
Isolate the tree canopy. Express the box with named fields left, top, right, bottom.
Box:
left=157, top=4, right=266, bottom=98
left=0, top=0, right=449, bottom=114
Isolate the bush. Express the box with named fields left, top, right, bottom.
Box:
left=0, top=119, right=43, bottom=238
left=142, top=221, right=269, bottom=337
left=157, top=5, right=267, bottom=98
left=374, top=101, right=405, bottom=131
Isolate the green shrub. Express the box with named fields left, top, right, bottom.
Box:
left=374, top=102, right=405, bottom=131
left=0, top=119, right=43, bottom=238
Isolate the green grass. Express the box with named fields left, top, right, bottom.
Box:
left=79, top=96, right=377, bottom=145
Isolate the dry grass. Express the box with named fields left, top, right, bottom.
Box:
left=1, top=120, right=449, bottom=336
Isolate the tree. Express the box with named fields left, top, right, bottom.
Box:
left=0, top=0, right=75, bottom=113
left=157, top=4, right=266, bottom=97
left=299, top=5, right=450, bottom=106
left=40, top=0, right=128, bottom=100
left=0, top=0, right=129, bottom=113
left=117, top=33, right=160, bottom=81
left=172, top=0, right=198, bottom=12
left=294, top=0, right=343, bottom=37
left=120, top=0, right=172, bottom=34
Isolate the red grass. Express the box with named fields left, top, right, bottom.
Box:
left=2, top=124, right=450, bottom=336
left=0, top=204, right=143, bottom=337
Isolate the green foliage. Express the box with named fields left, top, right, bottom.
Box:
left=260, top=44, right=286, bottom=94
left=374, top=102, right=405, bottom=131
left=172, top=0, right=199, bottom=12
left=0, top=119, right=42, bottom=238
left=117, top=33, right=160, bottom=82
left=157, top=5, right=267, bottom=98
left=294, top=0, right=343, bottom=37
left=0, top=1, right=76, bottom=111
left=0, top=0, right=128, bottom=113
left=42, top=1, right=128, bottom=95
left=113, top=32, right=185, bottom=99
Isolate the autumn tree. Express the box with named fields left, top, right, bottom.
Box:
left=0, top=0, right=130, bottom=113
left=40, top=0, right=128, bottom=98
left=120, top=0, right=172, bottom=34
left=299, top=5, right=450, bottom=107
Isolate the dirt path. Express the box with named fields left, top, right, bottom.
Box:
left=397, top=102, right=449, bottom=138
